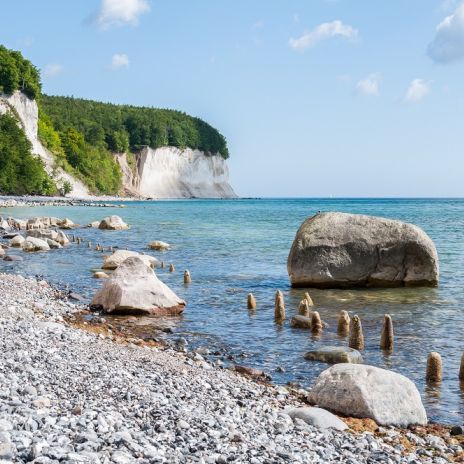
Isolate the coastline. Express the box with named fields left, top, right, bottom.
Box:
left=0, top=272, right=461, bottom=463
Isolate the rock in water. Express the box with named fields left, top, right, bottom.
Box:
left=91, top=256, right=185, bottom=315
left=290, top=315, right=312, bottom=329
left=304, top=346, right=363, bottom=364
left=309, top=364, right=427, bottom=426
left=98, top=216, right=129, bottom=230
left=148, top=240, right=171, bottom=250
left=286, top=407, right=347, bottom=431
left=10, top=235, right=25, bottom=247
left=287, top=212, right=439, bottom=288
left=22, top=237, right=50, bottom=252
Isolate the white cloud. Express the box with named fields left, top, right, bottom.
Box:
left=356, top=73, right=380, bottom=96
left=96, top=0, right=150, bottom=29
left=404, top=79, right=431, bottom=102
left=428, top=2, right=464, bottom=63
left=43, top=63, right=64, bottom=78
left=289, top=20, right=358, bottom=51
left=111, top=53, right=130, bottom=70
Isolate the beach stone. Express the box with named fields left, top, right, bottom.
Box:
left=286, top=407, right=348, bottom=431
left=3, top=254, right=23, bottom=261
left=46, top=239, right=62, bottom=249
left=304, top=346, right=363, bottom=364
left=148, top=240, right=171, bottom=250
left=9, top=235, right=25, bottom=247
left=309, top=364, right=427, bottom=426
left=58, top=218, right=75, bottom=229
left=93, top=271, right=109, bottom=279
left=98, top=215, right=129, bottom=230
left=87, top=221, right=100, bottom=228
left=56, top=231, right=70, bottom=246
left=287, top=212, right=439, bottom=288
left=290, top=315, right=312, bottom=329
left=91, top=256, right=185, bottom=315
left=22, top=237, right=50, bottom=252
left=102, top=250, right=159, bottom=270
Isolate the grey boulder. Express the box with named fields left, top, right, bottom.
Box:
left=286, top=407, right=347, bottom=431
left=91, top=256, right=185, bottom=315
left=287, top=212, right=439, bottom=288
left=309, top=364, right=427, bottom=426
left=304, top=346, right=363, bottom=364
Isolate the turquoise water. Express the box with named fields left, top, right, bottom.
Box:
left=1, top=198, right=464, bottom=424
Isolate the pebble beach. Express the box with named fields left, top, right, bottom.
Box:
left=0, top=272, right=463, bottom=463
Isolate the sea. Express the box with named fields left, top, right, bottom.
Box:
left=1, top=198, right=463, bottom=424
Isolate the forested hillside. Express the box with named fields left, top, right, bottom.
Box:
left=40, top=96, right=229, bottom=159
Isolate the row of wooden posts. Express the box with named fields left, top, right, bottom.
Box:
left=71, top=235, right=191, bottom=283
left=247, top=290, right=464, bottom=384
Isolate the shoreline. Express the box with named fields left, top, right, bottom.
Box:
left=0, top=271, right=461, bottom=463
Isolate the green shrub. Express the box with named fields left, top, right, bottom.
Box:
left=0, top=113, right=56, bottom=195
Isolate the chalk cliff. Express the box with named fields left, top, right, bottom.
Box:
left=0, top=92, right=90, bottom=197
left=115, top=147, right=236, bottom=199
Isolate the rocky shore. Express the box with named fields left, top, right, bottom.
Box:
left=0, top=196, right=130, bottom=208
left=0, top=273, right=462, bottom=463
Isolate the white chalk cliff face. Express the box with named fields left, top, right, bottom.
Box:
left=0, top=92, right=90, bottom=198
left=135, top=147, right=236, bottom=198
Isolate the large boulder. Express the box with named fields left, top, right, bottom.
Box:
left=287, top=212, right=439, bottom=288
left=309, top=364, right=427, bottom=426
left=22, top=237, right=50, bottom=252
left=102, top=250, right=159, bottom=270
left=98, top=216, right=129, bottom=230
left=91, top=256, right=185, bottom=315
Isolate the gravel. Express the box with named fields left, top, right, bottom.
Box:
left=0, top=273, right=459, bottom=463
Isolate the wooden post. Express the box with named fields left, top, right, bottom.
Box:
left=349, top=315, right=365, bottom=350
left=247, top=293, right=257, bottom=309
left=380, top=314, right=394, bottom=351
left=426, top=352, right=443, bottom=383
left=337, top=310, right=350, bottom=336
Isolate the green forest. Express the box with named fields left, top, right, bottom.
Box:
left=0, top=113, right=56, bottom=195
left=0, top=44, right=229, bottom=195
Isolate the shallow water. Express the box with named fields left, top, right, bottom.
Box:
left=1, top=198, right=463, bottom=424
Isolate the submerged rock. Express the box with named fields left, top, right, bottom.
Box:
left=304, top=346, right=363, bottom=364
left=3, top=254, right=23, bottom=262
left=290, top=315, right=312, bottom=329
left=98, top=216, right=129, bottom=230
left=102, top=250, right=159, bottom=270
left=309, top=364, right=427, bottom=426
left=148, top=240, right=171, bottom=250
left=286, top=407, right=347, bottom=431
left=91, top=256, right=185, bottom=315
left=287, top=212, right=439, bottom=288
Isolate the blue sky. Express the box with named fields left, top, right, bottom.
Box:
left=2, top=0, right=464, bottom=197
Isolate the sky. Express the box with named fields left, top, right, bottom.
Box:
left=2, top=0, right=464, bottom=197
